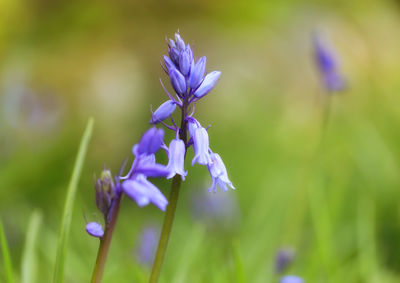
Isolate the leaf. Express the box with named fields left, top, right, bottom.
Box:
left=53, top=117, right=94, bottom=283
left=0, top=219, right=14, bottom=283
left=21, top=210, right=42, bottom=283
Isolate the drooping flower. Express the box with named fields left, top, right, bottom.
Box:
left=166, top=138, right=187, bottom=180
left=123, top=175, right=168, bottom=211
left=313, top=33, right=345, bottom=93
left=86, top=222, right=104, bottom=238
left=136, top=127, right=165, bottom=155
left=191, top=126, right=211, bottom=166
left=280, top=275, right=304, bottom=283
left=207, top=152, right=235, bottom=192
left=121, top=127, right=170, bottom=210
left=150, top=100, right=177, bottom=124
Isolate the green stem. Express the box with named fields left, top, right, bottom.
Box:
left=91, top=196, right=122, bottom=283
left=149, top=99, right=188, bottom=283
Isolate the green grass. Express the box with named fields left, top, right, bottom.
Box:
left=0, top=219, right=14, bottom=283
left=53, top=118, right=94, bottom=283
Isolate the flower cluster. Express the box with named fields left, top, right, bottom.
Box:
left=151, top=32, right=235, bottom=193
left=313, top=33, right=346, bottom=93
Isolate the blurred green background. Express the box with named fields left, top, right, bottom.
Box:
left=1, top=0, right=400, bottom=282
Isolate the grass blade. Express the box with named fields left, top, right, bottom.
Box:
left=0, top=219, right=14, bottom=283
left=21, top=210, right=42, bottom=283
left=53, top=117, right=94, bottom=283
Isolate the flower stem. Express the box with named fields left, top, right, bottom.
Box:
left=149, top=99, right=188, bottom=283
left=91, top=196, right=122, bottom=283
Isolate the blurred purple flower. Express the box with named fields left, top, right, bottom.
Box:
left=280, top=275, right=304, bottom=283
left=313, top=33, right=346, bottom=93
left=136, top=226, right=159, bottom=266
left=275, top=248, right=295, bottom=273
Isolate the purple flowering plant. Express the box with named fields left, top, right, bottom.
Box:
left=87, top=32, right=235, bottom=283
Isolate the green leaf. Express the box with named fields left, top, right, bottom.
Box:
left=53, top=117, right=94, bottom=283
left=21, top=210, right=42, bottom=283
left=0, top=219, right=14, bottom=283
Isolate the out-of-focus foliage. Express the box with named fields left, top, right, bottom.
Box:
left=1, top=0, right=400, bottom=282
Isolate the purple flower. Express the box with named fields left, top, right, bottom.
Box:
left=135, top=226, right=159, bottom=266
left=191, top=126, right=211, bottom=166
left=207, top=152, right=235, bottom=192
left=313, top=34, right=345, bottom=93
left=163, top=55, right=176, bottom=73
left=189, top=57, right=206, bottom=89
left=166, top=138, right=187, bottom=180
left=150, top=100, right=177, bottom=124
left=193, top=71, right=221, bottom=98
left=280, top=275, right=304, bottom=283
left=169, top=68, right=187, bottom=96
left=86, top=222, right=104, bottom=238
left=136, top=127, right=164, bottom=155
left=275, top=248, right=295, bottom=273
left=179, top=46, right=192, bottom=76
left=123, top=175, right=168, bottom=211
left=174, top=33, right=186, bottom=51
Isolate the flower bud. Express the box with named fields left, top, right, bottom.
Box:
left=193, top=71, right=221, bottom=98
left=174, top=33, right=185, bottom=50
left=150, top=100, right=177, bottom=124
left=179, top=48, right=192, bottom=76
left=188, top=57, right=206, bottom=89
left=86, top=222, right=104, bottom=238
left=95, top=170, right=115, bottom=217
left=169, top=68, right=187, bottom=96
left=163, top=56, right=175, bottom=72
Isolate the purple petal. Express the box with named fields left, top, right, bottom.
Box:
left=167, top=138, right=187, bottom=180
left=193, top=71, right=221, bottom=98
left=169, top=68, right=187, bottom=96
left=135, top=163, right=170, bottom=178
left=137, top=127, right=164, bottom=155
left=150, top=100, right=177, bottom=124
left=188, top=56, right=206, bottom=90
left=280, top=275, right=304, bottom=283
left=179, top=48, right=192, bottom=76
left=191, top=127, right=211, bottom=166
left=86, top=222, right=104, bottom=238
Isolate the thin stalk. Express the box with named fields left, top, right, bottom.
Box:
left=91, top=196, right=122, bottom=283
left=149, top=99, right=188, bottom=283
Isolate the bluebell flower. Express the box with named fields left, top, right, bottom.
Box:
left=207, top=152, right=235, bottom=192
left=179, top=46, right=192, bottom=76
left=169, top=68, right=187, bottom=96
left=275, top=248, right=295, bottom=273
left=193, top=71, right=221, bottom=98
left=166, top=138, right=187, bottom=180
left=135, top=226, right=159, bottom=266
left=174, top=33, right=186, bottom=51
left=280, top=275, right=304, bottom=283
left=313, top=34, right=345, bottom=93
left=136, top=127, right=165, bottom=155
left=150, top=100, right=177, bottom=124
left=189, top=57, right=206, bottom=89
left=191, top=126, right=212, bottom=166
left=123, top=175, right=168, bottom=211
left=86, top=222, right=104, bottom=238
left=121, top=127, right=170, bottom=210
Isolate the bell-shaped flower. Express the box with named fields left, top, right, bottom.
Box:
left=86, top=222, right=104, bottom=238
left=179, top=47, right=192, bottom=76
left=207, top=152, right=235, bottom=193
left=150, top=100, right=177, bottom=124
left=136, top=127, right=164, bottom=155
left=186, top=117, right=200, bottom=138
left=188, top=56, right=206, bottom=90
left=122, top=175, right=168, bottom=211
left=191, top=126, right=211, bottom=166
left=166, top=138, right=187, bottom=180
left=169, top=68, right=187, bottom=96
left=193, top=71, right=221, bottom=98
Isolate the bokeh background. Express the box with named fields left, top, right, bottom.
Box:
left=1, top=0, right=400, bottom=282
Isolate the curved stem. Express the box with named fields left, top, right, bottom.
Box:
left=91, top=196, right=122, bottom=283
left=149, top=99, right=188, bottom=283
